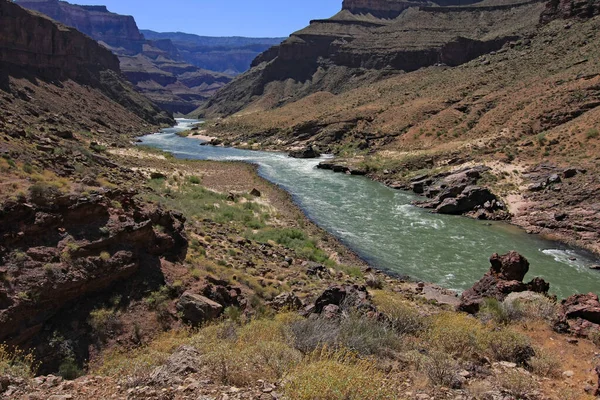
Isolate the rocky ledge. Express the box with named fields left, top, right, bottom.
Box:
left=406, top=166, right=509, bottom=219
left=0, top=189, right=187, bottom=346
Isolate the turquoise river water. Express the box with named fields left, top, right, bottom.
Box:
left=140, top=119, right=600, bottom=298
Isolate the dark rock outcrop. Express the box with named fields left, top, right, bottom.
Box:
left=149, top=346, right=202, bottom=387
left=317, top=160, right=367, bottom=175
left=289, top=146, right=321, bottom=159
left=0, top=189, right=187, bottom=345
left=555, top=293, right=600, bottom=338
left=412, top=166, right=509, bottom=219
left=313, top=285, right=376, bottom=315
left=270, top=292, right=303, bottom=311
left=540, top=0, right=600, bottom=23
left=458, top=252, right=550, bottom=314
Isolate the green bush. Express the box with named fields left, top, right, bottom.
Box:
left=188, top=175, right=201, bottom=184
left=58, top=357, right=83, bottom=380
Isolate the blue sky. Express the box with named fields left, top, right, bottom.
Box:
left=72, top=0, right=341, bottom=37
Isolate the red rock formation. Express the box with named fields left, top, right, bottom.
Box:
left=458, top=252, right=550, bottom=313
left=0, top=189, right=187, bottom=345
left=556, top=293, right=600, bottom=337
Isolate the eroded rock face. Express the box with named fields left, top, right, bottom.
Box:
left=556, top=293, right=600, bottom=337
left=0, top=189, right=187, bottom=344
left=1, top=0, right=119, bottom=83
left=1, top=0, right=173, bottom=125
left=458, top=252, right=550, bottom=314
left=202, top=0, right=544, bottom=117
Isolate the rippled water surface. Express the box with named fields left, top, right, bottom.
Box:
left=140, top=119, right=600, bottom=298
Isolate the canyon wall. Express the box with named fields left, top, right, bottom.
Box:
left=0, top=0, right=119, bottom=83
left=0, top=0, right=173, bottom=125
left=201, top=0, right=545, bottom=117
left=15, top=0, right=145, bottom=53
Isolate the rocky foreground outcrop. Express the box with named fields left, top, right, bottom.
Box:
left=458, top=251, right=550, bottom=313
left=0, top=189, right=187, bottom=345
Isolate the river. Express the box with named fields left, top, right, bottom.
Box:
left=140, top=119, right=600, bottom=298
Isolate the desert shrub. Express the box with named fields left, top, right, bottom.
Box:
left=424, top=312, right=489, bottom=360
left=28, top=183, right=62, bottom=206
left=479, top=298, right=524, bottom=325
left=420, top=351, right=459, bottom=387
left=188, top=175, right=201, bottom=184
left=497, top=369, right=538, bottom=398
left=249, top=228, right=328, bottom=263
left=586, top=128, right=599, bottom=140
left=529, top=348, right=561, bottom=378
left=88, top=308, right=122, bottom=340
left=289, top=317, right=340, bottom=354
left=223, top=306, right=242, bottom=323
left=338, top=314, right=400, bottom=356
left=58, top=357, right=83, bottom=380
left=518, top=296, right=559, bottom=322
left=365, top=273, right=384, bottom=289
left=373, top=291, right=427, bottom=336
left=284, top=348, right=397, bottom=400
left=0, top=344, right=38, bottom=378
left=93, top=330, right=191, bottom=377
left=488, top=329, right=533, bottom=366
left=196, top=314, right=303, bottom=386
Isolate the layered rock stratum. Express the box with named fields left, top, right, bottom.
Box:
left=15, top=0, right=234, bottom=114
left=201, top=0, right=546, bottom=116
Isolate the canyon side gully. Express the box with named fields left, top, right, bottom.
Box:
left=140, top=119, right=600, bottom=299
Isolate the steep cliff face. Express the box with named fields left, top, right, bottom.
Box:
left=1, top=0, right=119, bottom=83
left=16, top=0, right=233, bottom=114
left=201, top=0, right=545, bottom=117
left=15, top=0, right=145, bottom=53
left=0, top=0, right=172, bottom=125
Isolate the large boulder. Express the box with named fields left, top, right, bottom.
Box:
left=562, top=293, right=600, bottom=324
left=270, top=292, right=303, bottom=311
left=149, top=346, right=202, bottom=387
left=289, top=146, right=321, bottom=159
left=556, top=293, right=600, bottom=338
left=458, top=252, right=550, bottom=314
left=177, top=292, right=223, bottom=325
